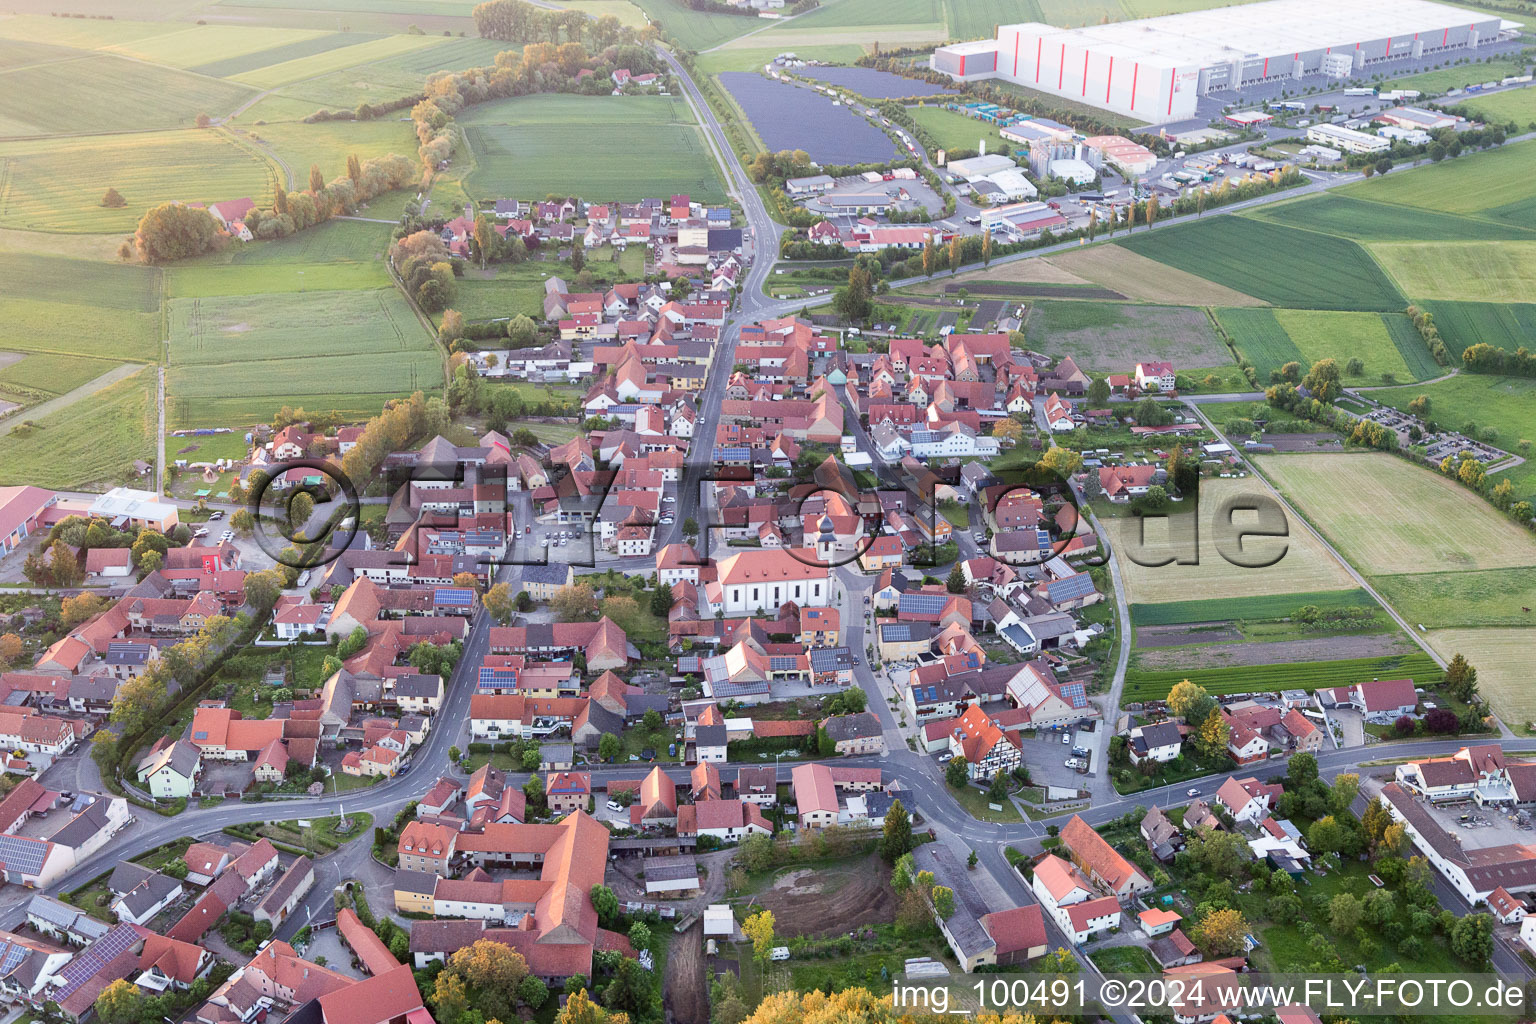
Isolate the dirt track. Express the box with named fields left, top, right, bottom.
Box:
left=753, top=854, right=896, bottom=938
left=665, top=921, right=709, bottom=1024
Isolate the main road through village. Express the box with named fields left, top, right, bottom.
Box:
left=15, top=48, right=1536, bottom=992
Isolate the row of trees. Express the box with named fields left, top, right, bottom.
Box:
left=1461, top=341, right=1536, bottom=379
left=1406, top=305, right=1453, bottom=366
left=473, top=0, right=653, bottom=48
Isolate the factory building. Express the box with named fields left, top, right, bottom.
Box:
left=930, top=0, right=1508, bottom=122
left=1306, top=122, right=1391, bottom=154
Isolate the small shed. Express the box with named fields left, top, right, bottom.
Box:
left=703, top=904, right=734, bottom=937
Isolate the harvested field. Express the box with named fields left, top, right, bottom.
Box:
left=1045, top=244, right=1266, bottom=306
left=1421, top=627, right=1536, bottom=725
left=938, top=257, right=1092, bottom=288
left=1134, top=631, right=1417, bottom=670
left=1259, top=452, right=1536, bottom=575
left=751, top=854, right=895, bottom=938
left=1135, top=623, right=1242, bottom=648
left=719, top=73, right=896, bottom=164
left=665, top=921, right=708, bottom=1024
left=1024, top=300, right=1233, bottom=370
left=936, top=282, right=1124, bottom=300
left=1105, top=475, right=1359, bottom=605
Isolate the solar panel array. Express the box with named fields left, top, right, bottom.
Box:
left=808, top=647, right=850, bottom=672
left=56, top=924, right=142, bottom=995
left=899, top=592, right=948, bottom=615
left=768, top=656, right=801, bottom=672
left=1049, top=573, right=1096, bottom=601
left=0, top=939, right=29, bottom=976
left=478, top=666, right=519, bottom=691
left=881, top=623, right=914, bottom=642
left=1059, top=682, right=1088, bottom=709
left=434, top=588, right=476, bottom=608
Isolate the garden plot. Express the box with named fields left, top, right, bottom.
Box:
left=1023, top=301, right=1232, bottom=371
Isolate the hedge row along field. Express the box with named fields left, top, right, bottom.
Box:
left=1116, top=217, right=1404, bottom=311
left=1123, top=651, right=1443, bottom=702
left=1129, top=588, right=1378, bottom=627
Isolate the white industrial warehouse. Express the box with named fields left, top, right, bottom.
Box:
left=931, top=0, right=1511, bottom=122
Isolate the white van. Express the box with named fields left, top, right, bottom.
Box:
left=605, top=800, right=625, bottom=812
left=770, top=947, right=791, bottom=962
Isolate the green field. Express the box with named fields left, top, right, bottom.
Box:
left=0, top=353, right=124, bottom=405
left=1461, top=86, right=1536, bottom=129
left=215, top=0, right=478, bottom=18
left=190, top=31, right=379, bottom=79
left=1369, top=240, right=1536, bottom=304
left=1273, top=309, right=1429, bottom=383
left=1417, top=299, right=1536, bottom=358
left=195, top=217, right=394, bottom=266
left=1130, top=588, right=1378, bottom=626
left=1251, top=194, right=1536, bottom=242
left=0, top=53, right=256, bottom=136
left=167, top=261, right=390, bottom=297
left=1387, top=58, right=1534, bottom=97
left=626, top=0, right=761, bottom=50
left=167, top=287, right=440, bottom=426
left=548, top=0, right=649, bottom=26
left=1117, top=218, right=1403, bottom=311
left=1340, top=140, right=1536, bottom=225
left=694, top=45, right=867, bottom=75
left=1261, top=452, right=1536, bottom=576
left=0, top=253, right=161, bottom=361
left=1372, top=372, right=1536, bottom=503
left=0, top=15, right=183, bottom=51
left=0, top=129, right=278, bottom=233
left=1372, top=569, right=1536, bottom=630
left=231, top=33, right=440, bottom=88
left=1123, top=651, right=1442, bottom=702
left=910, top=105, right=1015, bottom=157
left=461, top=95, right=725, bottom=203
left=0, top=370, right=154, bottom=489
left=104, top=24, right=327, bottom=68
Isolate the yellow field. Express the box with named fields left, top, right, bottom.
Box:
left=1368, top=241, right=1536, bottom=303
left=912, top=255, right=1091, bottom=292
left=1046, top=244, right=1268, bottom=306
left=231, top=34, right=440, bottom=89
left=1106, top=475, right=1359, bottom=604
left=1260, top=453, right=1536, bottom=575
left=103, top=25, right=326, bottom=67
left=548, top=0, right=649, bottom=26
left=1423, top=627, right=1536, bottom=726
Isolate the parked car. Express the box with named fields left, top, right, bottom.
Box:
left=606, top=800, right=625, bottom=812
left=1061, top=732, right=1072, bottom=744
left=1187, top=788, right=1201, bottom=797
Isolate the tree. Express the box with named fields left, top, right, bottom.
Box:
left=1308, top=814, right=1352, bottom=856
left=880, top=798, right=913, bottom=862
left=1192, top=710, right=1230, bottom=759
left=1302, top=358, right=1343, bottom=403
left=742, top=909, right=776, bottom=965
left=1192, top=908, right=1247, bottom=956
left=945, top=755, right=970, bottom=788
left=287, top=491, right=315, bottom=533
left=1287, top=751, right=1318, bottom=789
left=627, top=920, right=651, bottom=951
left=1185, top=828, right=1249, bottom=878
left=588, top=884, right=619, bottom=925
left=550, top=582, right=598, bottom=621
left=948, top=234, right=962, bottom=275
left=931, top=885, right=955, bottom=919
left=597, top=733, right=621, bottom=762
left=641, top=708, right=664, bottom=733
left=338, top=625, right=369, bottom=659
left=1279, top=361, right=1302, bottom=384
left=518, top=976, right=549, bottom=1010
left=243, top=569, right=284, bottom=609
left=134, top=202, right=222, bottom=262
left=0, top=633, right=24, bottom=663
left=648, top=581, right=672, bottom=618
left=1345, top=357, right=1365, bottom=376
left=681, top=517, right=698, bottom=538
left=94, top=979, right=144, bottom=1024
left=231, top=509, right=255, bottom=534
left=1037, top=445, right=1082, bottom=477
left=1038, top=948, right=1080, bottom=974
left=1167, top=679, right=1208, bottom=721
left=1330, top=772, right=1360, bottom=814
left=1443, top=652, right=1478, bottom=703
left=433, top=970, right=469, bottom=1024
left=483, top=583, right=515, bottom=624
left=835, top=265, right=873, bottom=323
left=555, top=989, right=625, bottom=1024
left=101, top=187, right=126, bottom=208
left=1328, top=892, right=1362, bottom=934
left=1450, top=913, right=1493, bottom=966
left=1088, top=376, right=1111, bottom=406
left=946, top=562, right=967, bottom=594
left=1133, top=397, right=1173, bottom=426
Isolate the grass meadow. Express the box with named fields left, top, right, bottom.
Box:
left=0, top=353, right=125, bottom=401
left=1421, top=627, right=1536, bottom=725
left=626, top=0, right=761, bottom=50
left=1341, top=140, right=1536, bottom=223
left=1116, top=218, right=1403, bottom=311
left=910, top=105, right=1014, bottom=157
left=1104, top=475, right=1359, bottom=605
left=1371, top=569, right=1536, bottom=630
left=0, top=370, right=154, bottom=489
left=0, top=53, right=255, bottom=135
left=103, top=24, right=328, bottom=68
left=1259, top=452, right=1536, bottom=575
left=1386, top=57, right=1533, bottom=97
left=1460, top=87, right=1536, bottom=129
left=0, top=253, right=161, bottom=361
left=0, top=129, right=278, bottom=234
left=1368, top=240, right=1536, bottom=304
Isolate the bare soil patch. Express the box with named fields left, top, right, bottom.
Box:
left=753, top=853, right=895, bottom=938
left=1136, top=623, right=1241, bottom=648
left=665, top=920, right=709, bottom=1024
left=1135, top=632, right=1414, bottom=670
left=1263, top=433, right=1347, bottom=452
left=1046, top=245, right=1268, bottom=307
left=940, top=281, right=1126, bottom=300
left=931, top=256, right=1093, bottom=289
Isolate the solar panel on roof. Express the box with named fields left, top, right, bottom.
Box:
left=1059, top=682, right=1087, bottom=708
left=0, top=835, right=47, bottom=879
left=899, top=592, right=948, bottom=614
left=435, top=588, right=476, bottom=607
left=478, top=667, right=518, bottom=690
left=768, top=656, right=799, bottom=672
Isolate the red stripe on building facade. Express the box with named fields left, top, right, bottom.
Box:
left=1131, top=62, right=1139, bottom=110
left=1168, top=68, right=1175, bottom=115
left=1262, top=57, right=1268, bottom=77
left=1035, top=37, right=1043, bottom=82
left=1444, top=27, right=1449, bottom=45
left=960, top=54, right=966, bottom=76
left=1082, top=50, right=1089, bottom=96
left=1058, top=43, right=1065, bottom=89
left=1014, top=32, right=1020, bottom=77
left=1106, top=56, right=1114, bottom=102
